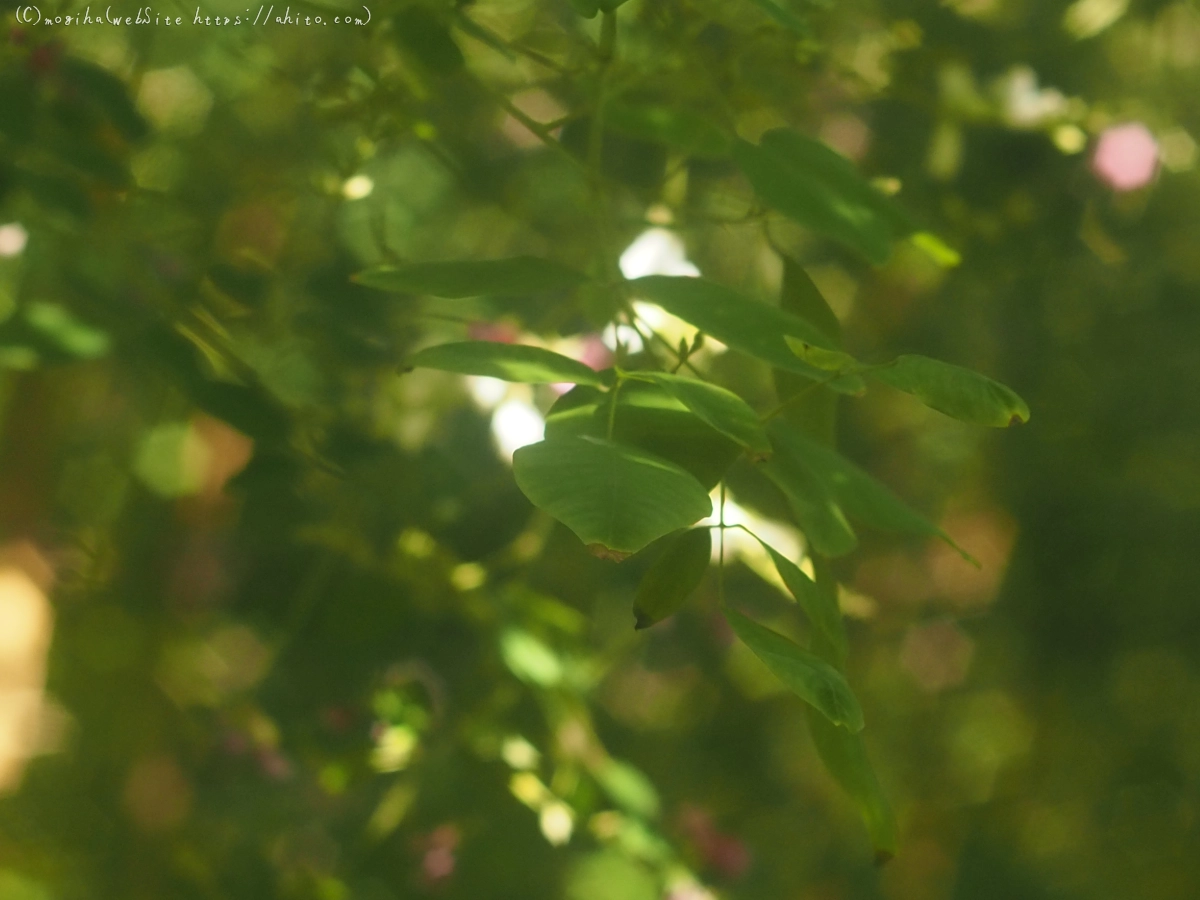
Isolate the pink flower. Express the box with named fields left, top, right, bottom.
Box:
left=1092, top=123, right=1159, bottom=192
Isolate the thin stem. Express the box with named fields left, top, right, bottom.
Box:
left=760, top=370, right=853, bottom=423
left=622, top=302, right=707, bottom=377
left=492, top=92, right=587, bottom=172
left=718, top=482, right=727, bottom=608
left=606, top=374, right=624, bottom=440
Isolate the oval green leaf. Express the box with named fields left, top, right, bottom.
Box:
left=753, top=536, right=847, bottom=663
left=780, top=427, right=978, bottom=563
left=513, top=435, right=713, bottom=555
left=406, top=341, right=605, bottom=386
left=785, top=336, right=858, bottom=373
left=762, top=421, right=858, bottom=557
left=734, top=129, right=912, bottom=265
left=631, top=372, right=771, bottom=457
left=870, top=354, right=1030, bottom=428
left=633, top=527, right=711, bottom=630
left=628, top=276, right=865, bottom=394
left=806, top=707, right=897, bottom=861
left=354, top=256, right=587, bottom=298
left=724, top=609, right=864, bottom=732
left=545, top=381, right=743, bottom=490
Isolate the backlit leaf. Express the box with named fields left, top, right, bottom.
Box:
left=785, top=336, right=857, bottom=373
left=631, top=371, right=771, bottom=457
left=544, top=382, right=743, bottom=490
left=406, top=341, right=605, bottom=386
left=628, top=276, right=865, bottom=394
left=513, top=435, right=712, bottom=555
left=725, top=609, right=864, bottom=731
left=871, top=355, right=1030, bottom=427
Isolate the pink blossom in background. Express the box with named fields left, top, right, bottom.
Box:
left=550, top=334, right=613, bottom=395
left=466, top=321, right=519, bottom=343
left=1092, top=123, right=1159, bottom=192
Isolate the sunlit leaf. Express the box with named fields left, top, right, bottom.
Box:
left=631, top=371, right=771, bottom=457
left=406, top=341, right=605, bottom=386
left=734, top=129, right=912, bottom=264
left=871, top=355, right=1030, bottom=427
left=785, top=336, right=857, bottom=372
left=594, top=759, right=661, bottom=819
left=354, top=257, right=587, bottom=298
left=911, top=232, right=961, bottom=268
left=545, top=382, right=742, bottom=490
left=500, top=629, right=563, bottom=687
left=807, top=708, right=898, bottom=862
left=566, top=851, right=658, bottom=900
left=725, top=608, right=864, bottom=731
left=513, top=435, right=712, bottom=555
left=753, top=536, right=847, bottom=663
left=23, top=302, right=110, bottom=360
left=633, top=527, right=711, bottom=629
left=628, top=276, right=865, bottom=393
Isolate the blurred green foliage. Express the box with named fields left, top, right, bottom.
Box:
left=2, top=1, right=1199, bottom=899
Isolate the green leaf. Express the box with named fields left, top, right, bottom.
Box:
left=628, top=276, right=865, bottom=394
left=406, top=341, right=605, bottom=386
left=605, top=105, right=730, bottom=158
left=752, top=537, right=847, bottom=663
left=631, top=372, right=771, bottom=457
left=633, top=527, right=711, bottom=629
left=733, top=129, right=912, bottom=264
left=513, top=435, right=712, bottom=556
left=780, top=427, right=977, bottom=562
left=724, top=609, right=864, bottom=731
left=23, top=302, right=110, bottom=360
left=785, top=336, right=858, bottom=373
left=774, top=257, right=841, bottom=444
left=568, top=0, right=601, bottom=16
left=807, top=707, right=898, bottom=862
left=911, top=232, right=961, bottom=269
left=870, top=355, right=1030, bottom=427
left=594, top=759, right=662, bottom=819
left=544, top=382, right=743, bottom=491
left=500, top=629, right=563, bottom=687
left=762, top=421, right=858, bottom=557
left=354, top=257, right=587, bottom=298
left=779, top=256, right=842, bottom=345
